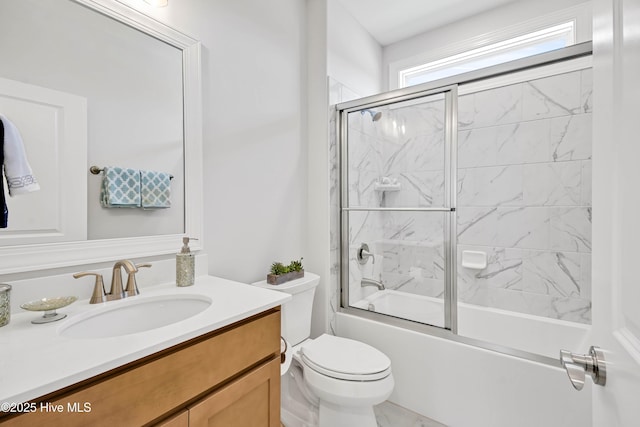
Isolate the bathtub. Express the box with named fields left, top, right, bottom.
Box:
left=336, top=306, right=591, bottom=427
left=352, top=289, right=590, bottom=359
left=352, top=289, right=444, bottom=327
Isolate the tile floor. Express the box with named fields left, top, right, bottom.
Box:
left=375, top=401, right=446, bottom=427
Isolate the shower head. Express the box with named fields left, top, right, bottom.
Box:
left=361, top=109, right=382, bottom=122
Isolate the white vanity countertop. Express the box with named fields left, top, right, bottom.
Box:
left=0, top=275, right=290, bottom=404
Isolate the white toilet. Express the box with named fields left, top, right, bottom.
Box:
left=252, top=272, right=394, bottom=427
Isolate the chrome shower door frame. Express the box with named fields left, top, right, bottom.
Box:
left=339, top=84, right=457, bottom=331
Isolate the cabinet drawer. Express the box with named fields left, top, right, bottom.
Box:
left=155, top=410, right=188, bottom=427
left=189, top=358, right=280, bottom=427
left=0, top=309, right=280, bottom=427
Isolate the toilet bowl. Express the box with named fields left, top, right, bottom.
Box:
left=252, top=273, right=394, bottom=427
left=296, top=334, right=394, bottom=427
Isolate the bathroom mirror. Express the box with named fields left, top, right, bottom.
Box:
left=0, top=0, right=203, bottom=274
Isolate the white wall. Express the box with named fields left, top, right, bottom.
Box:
left=131, top=0, right=309, bottom=284
left=305, top=0, right=332, bottom=338
left=327, top=0, right=382, bottom=97
left=383, top=0, right=592, bottom=90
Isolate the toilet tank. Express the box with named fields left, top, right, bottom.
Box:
left=251, top=272, right=320, bottom=346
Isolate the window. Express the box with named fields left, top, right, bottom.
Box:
left=399, top=22, right=575, bottom=88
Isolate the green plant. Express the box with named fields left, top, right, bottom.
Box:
left=288, top=257, right=303, bottom=272
left=270, top=262, right=289, bottom=275
left=269, top=257, right=304, bottom=275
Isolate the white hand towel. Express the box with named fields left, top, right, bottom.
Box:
left=0, top=114, right=40, bottom=196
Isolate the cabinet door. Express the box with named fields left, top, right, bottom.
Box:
left=189, top=358, right=280, bottom=427
left=156, top=410, right=189, bottom=427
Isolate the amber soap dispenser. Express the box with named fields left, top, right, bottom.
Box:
left=176, top=237, right=196, bottom=287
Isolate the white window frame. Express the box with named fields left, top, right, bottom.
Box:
left=389, top=3, right=592, bottom=90
left=400, top=22, right=575, bottom=88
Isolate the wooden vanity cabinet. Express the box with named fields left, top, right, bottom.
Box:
left=156, top=410, right=189, bottom=427
left=0, top=308, right=281, bottom=427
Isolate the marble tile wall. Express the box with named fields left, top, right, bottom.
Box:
left=347, top=97, right=446, bottom=209
left=347, top=211, right=446, bottom=305
left=457, top=68, right=592, bottom=324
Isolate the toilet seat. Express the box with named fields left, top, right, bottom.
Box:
left=300, top=334, right=391, bottom=381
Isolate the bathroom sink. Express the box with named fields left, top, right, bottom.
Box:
left=58, top=294, right=212, bottom=339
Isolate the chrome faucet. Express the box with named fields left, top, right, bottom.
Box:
left=73, top=260, right=151, bottom=304
left=361, top=277, right=385, bottom=290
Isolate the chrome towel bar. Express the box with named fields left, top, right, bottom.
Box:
left=90, top=166, right=173, bottom=179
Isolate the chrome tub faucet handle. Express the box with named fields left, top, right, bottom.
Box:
left=357, top=243, right=375, bottom=265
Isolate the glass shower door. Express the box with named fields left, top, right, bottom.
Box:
left=341, top=90, right=455, bottom=329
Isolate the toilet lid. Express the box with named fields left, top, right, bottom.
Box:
left=300, top=334, right=391, bottom=381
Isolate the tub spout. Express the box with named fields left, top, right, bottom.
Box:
left=361, top=278, right=385, bottom=290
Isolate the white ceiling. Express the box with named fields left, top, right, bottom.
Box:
left=338, top=0, right=522, bottom=46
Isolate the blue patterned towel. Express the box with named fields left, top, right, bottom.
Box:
left=140, top=170, right=171, bottom=209
left=100, top=167, right=141, bottom=208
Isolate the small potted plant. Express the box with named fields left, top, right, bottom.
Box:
left=267, top=257, right=304, bottom=285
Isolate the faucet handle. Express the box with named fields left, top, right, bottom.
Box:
left=124, top=263, right=152, bottom=297
left=357, top=243, right=375, bottom=265
left=73, top=272, right=107, bottom=304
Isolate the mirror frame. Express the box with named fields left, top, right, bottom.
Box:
left=0, top=0, right=203, bottom=274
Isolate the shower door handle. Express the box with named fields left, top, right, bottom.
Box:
left=559, top=346, right=606, bottom=390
